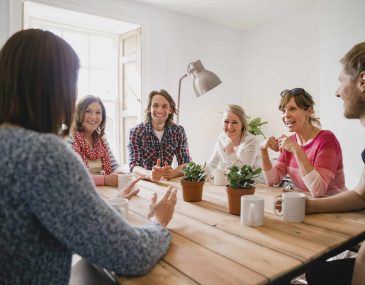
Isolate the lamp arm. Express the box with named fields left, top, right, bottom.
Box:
left=176, top=73, right=188, bottom=125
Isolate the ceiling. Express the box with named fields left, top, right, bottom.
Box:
left=128, top=0, right=316, bottom=31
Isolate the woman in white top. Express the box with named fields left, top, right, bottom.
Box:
left=208, top=105, right=262, bottom=178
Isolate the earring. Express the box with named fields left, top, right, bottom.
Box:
left=61, top=123, right=68, bottom=131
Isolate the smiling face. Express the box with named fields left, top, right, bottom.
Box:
left=336, top=68, right=365, bottom=119
left=150, top=94, right=172, bottom=125
left=222, top=111, right=243, bottom=141
left=281, top=97, right=312, bottom=133
left=82, top=101, right=103, bottom=135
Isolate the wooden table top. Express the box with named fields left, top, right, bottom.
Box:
left=97, top=179, right=365, bottom=285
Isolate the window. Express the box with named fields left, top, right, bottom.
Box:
left=24, top=1, right=141, bottom=166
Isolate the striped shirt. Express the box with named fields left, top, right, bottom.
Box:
left=264, top=130, right=347, bottom=197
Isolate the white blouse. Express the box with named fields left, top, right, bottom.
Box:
left=207, top=132, right=263, bottom=181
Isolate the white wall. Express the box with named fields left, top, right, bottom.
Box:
left=240, top=2, right=320, bottom=141
left=319, top=0, right=365, bottom=188
left=239, top=0, right=365, bottom=188
left=0, top=0, right=9, bottom=46
left=5, top=0, right=242, bottom=165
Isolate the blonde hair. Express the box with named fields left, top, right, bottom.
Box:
left=340, top=42, right=365, bottom=81
left=224, top=104, right=249, bottom=133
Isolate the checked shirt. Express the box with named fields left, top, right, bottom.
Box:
left=128, top=122, right=191, bottom=171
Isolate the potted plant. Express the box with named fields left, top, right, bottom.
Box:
left=181, top=162, right=206, bottom=202
left=226, top=165, right=262, bottom=215
left=248, top=117, right=268, bottom=138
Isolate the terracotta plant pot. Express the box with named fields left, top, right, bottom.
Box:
left=180, top=180, right=205, bottom=202
left=226, top=186, right=255, bottom=215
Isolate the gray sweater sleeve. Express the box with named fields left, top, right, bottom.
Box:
left=104, top=138, right=120, bottom=171
left=24, top=134, right=171, bottom=276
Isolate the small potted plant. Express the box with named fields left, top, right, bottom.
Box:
left=181, top=162, right=206, bottom=202
left=248, top=117, right=268, bottom=138
left=226, top=165, right=262, bottom=215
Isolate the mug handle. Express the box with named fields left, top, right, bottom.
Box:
left=248, top=203, right=256, bottom=226
left=273, top=196, right=283, bottom=216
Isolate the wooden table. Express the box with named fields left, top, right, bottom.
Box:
left=97, top=179, right=365, bottom=285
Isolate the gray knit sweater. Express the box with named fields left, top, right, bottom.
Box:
left=0, top=127, right=171, bottom=285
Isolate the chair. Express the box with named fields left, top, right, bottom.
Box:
left=69, top=258, right=119, bottom=285
left=278, top=175, right=295, bottom=190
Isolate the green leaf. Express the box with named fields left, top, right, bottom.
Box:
left=226, top=164, right=262, bottom=189
left=182, top=161, right=206, bottom=182
left=248, top=117, right=268, bottom=138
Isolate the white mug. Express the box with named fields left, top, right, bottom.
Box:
left=118, top=173, right=133, bottom=189
left=213, top=168, right=227, bottom=186
left=240, top=195, right=264, bottom=227
left=274, top=192, right=306, bottom=222
left=107, top=198, right=129, bottom=219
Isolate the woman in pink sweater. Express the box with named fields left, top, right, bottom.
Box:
left=261, top=88, right=347, bottom=197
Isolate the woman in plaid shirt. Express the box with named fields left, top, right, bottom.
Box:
left=129, top=89, right=191, bottom=181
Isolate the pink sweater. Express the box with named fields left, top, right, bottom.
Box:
left=264, top=130, right=347, bottom=197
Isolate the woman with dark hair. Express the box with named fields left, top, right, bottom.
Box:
left=70, top=95, right=131, bottom=188
left=0, top=29, right=176, bottom=285
left=260, top=88, right=347, bottom=197
left=128, top=89, right=191, bottom=181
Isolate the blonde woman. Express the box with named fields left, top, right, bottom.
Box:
left=208, top=104, right=262, bottom=178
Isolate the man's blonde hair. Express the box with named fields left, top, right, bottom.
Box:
left=340, top=42, right=365, bottom=81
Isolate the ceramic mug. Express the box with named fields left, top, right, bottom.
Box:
left=274, top=192, right=306, bottom=222
left=240, top=195, right=264, bottom=227
left=118, top=173, right=133, bottom=189
left=213, top=168, right=227, bottom=186
left=107, top=197, right=129, bottom=219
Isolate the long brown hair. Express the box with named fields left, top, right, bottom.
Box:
left=0, top=29, right=79, bottom=136
left=74, top=95, right=106, bottom=139
left=144, top=89, right=177, bottom=125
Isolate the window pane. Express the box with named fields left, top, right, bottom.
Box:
left=123, top=35, right=137, bottom=55
left=63, top=31, right=89, bottom=67
left=123, top=62, right=141, bottom=111
left=104, top=101, right=118, bottom=161
left=90, top=35, right=115, bottom=68
left=90, top=69, right=116, bottom=100
left=123, top=116, right=138, bottom=164
left=77, top=67, right=90, bottom=98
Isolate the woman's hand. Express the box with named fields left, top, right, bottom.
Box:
left=148, top=186, right=177, bottom=227
left=261, top=136, right=279, bottom=152
left=223, top=137, right=235, bottom=154
left=118, top=177, right=141, bottom=200
left=104, top=174, right=118, bottom=187
left=277, top=135, right=299, bottom=153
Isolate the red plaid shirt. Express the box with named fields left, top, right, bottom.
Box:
left=128, top=122, right=191, bottom=171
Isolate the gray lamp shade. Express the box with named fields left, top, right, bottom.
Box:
left=176, top=59, right=222, bottom=124
left=188, top=60, right=222, bottom=97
